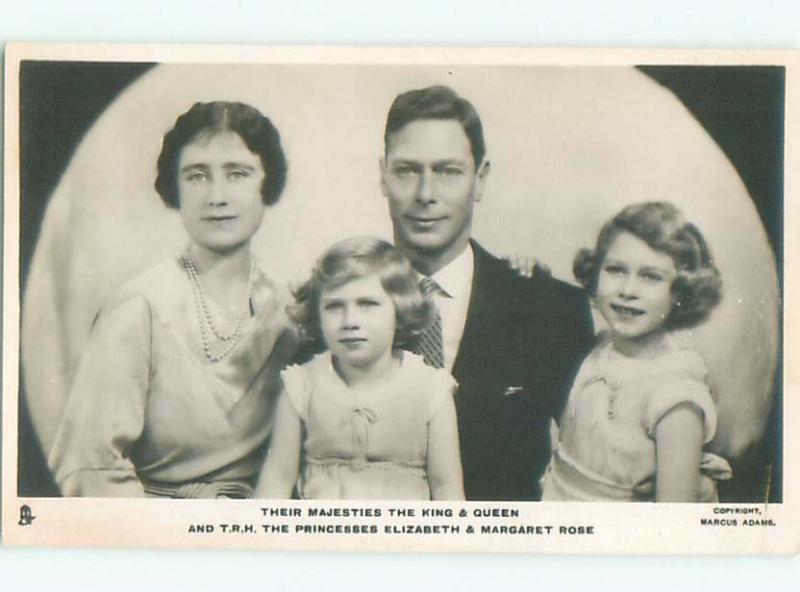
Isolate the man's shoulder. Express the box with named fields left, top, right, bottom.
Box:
left=528, top=267, right=586, bottom=304
left=471, top=241, right=586, bottom=309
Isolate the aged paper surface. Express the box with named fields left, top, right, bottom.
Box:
left=2, top=43, right=798, bottom=553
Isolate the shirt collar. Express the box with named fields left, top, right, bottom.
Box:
left=427, top=243, right=474, bottom=300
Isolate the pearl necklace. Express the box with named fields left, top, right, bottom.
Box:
left=182, top=253, right=256, bottom=363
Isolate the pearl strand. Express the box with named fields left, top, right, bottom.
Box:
left=183, top=255, right=254, bottom=341
left=182, top=253, right=255, bottom=363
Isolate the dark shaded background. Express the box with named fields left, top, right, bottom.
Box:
left=16, top=62, right=784, bottom=502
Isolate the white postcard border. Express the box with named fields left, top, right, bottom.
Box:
left=3, top=43, right=798, bottom=554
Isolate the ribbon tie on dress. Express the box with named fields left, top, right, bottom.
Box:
left=342, top=407, right=378, bottom=471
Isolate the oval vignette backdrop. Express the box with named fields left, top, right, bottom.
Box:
left=19, top=63, right=781, bottom=501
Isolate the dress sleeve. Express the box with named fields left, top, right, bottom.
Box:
left=48, top=295, right=153, bottom=497
left=281, top=365, right=311, bottom=421
left=643, top=377, right=718, bottom=445
left=428, top=371, right=459, bottom=420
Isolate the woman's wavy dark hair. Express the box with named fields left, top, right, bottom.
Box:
left=155, top=101, right=287, bottom=208
left=573, top=201, right=722, bottom=330
left=292, top=236, right=433, bottom=350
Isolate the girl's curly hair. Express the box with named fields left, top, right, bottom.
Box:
left=292, top=236, right=433, bottom=349
left=573, top=201, right=722, bottom=330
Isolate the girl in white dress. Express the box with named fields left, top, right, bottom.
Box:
left=542, top=202, right=732, bottom=502
left=256, top=236, right=464, bottom=500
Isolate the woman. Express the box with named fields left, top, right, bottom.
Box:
left=48, top=101, right=298, bottom=498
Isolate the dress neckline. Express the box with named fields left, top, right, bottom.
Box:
left=590, top=334, right=706, bottom=386
left=324, top=349, right=409, bottom=391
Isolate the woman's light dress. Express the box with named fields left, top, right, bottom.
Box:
left=49, top=257, right=298, bottom=498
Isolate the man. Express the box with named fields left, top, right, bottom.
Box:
left=380, top=85, right=594, bottom=501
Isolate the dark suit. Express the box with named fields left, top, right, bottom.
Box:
left=452, top=241, right=594, bottom=501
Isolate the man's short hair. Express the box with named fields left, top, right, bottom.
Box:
left=384, top=85, right=486, bottom=167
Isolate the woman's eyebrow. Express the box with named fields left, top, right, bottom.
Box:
left=222, top=162, right=257, bottom=171
left=180, top=162, right=210, bottom=173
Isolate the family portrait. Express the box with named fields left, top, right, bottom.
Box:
left=13, top=54, right=782, bottom=508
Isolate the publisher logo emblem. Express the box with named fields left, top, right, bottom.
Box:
left=19, top=505, right=36, bottom=526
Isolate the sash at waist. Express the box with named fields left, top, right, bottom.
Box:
left=305, top=456, right=426, bottom=476
left=542, top=447, right=733, bottom=502
left=543, top=447, right=641, bottom=502
left=142, top=479, right=254, bottom=499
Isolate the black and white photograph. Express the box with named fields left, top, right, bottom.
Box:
left=2, top=44, right=797, bottom=553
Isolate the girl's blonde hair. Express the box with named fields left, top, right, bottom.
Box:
left=293, top=236, right=433, bottom=349
left=573, top=201, right=722, bottom=330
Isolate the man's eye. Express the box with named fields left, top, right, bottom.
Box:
left=437, top=166, right=463, bottom=177
left=393, top=166, right=418, bottom=177
left=603, top=264, right=625, bottom=275
left=358, top=300, right=379, bottom=309
left=323, top=302, right=343, bottom=311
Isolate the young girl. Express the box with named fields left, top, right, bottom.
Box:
left=256, top=236, right=465, bottom=500
left=542, top=202, right=732, bottom=502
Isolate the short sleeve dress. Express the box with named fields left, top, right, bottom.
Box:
left=281, top=351, right=457, bottom=500
left=541, top=336, right=732, bottom=502
left=48, top=257, right=298, bottom=498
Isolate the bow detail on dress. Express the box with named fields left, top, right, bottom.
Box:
left=342, top=407, right=378, bottom=471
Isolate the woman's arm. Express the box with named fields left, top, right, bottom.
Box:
left=654, top=402, right=705, bottom=502
left=48, top=296, right=152, bottom=497
left=254, top=390, right=303, bottom=498
left=427, top=393, right=465, bottom=501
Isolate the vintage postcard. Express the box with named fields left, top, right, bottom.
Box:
left=2, top=43, right=798, bottom=553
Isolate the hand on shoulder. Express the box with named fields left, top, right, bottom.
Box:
left=502, top=253, right=551, bottom=279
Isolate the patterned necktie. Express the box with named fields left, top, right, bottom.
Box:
left=417, top=277, right=445, bottom=369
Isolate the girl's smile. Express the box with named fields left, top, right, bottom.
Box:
left=595, top=232, right=676, bottom=357
left=609, top=303, right=646, bottom=317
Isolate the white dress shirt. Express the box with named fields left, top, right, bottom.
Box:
left=421, top=244, right=474, bottom=373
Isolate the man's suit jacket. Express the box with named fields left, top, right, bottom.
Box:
left=451, top=241, right=594, bottom=501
